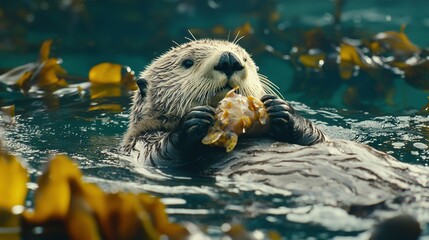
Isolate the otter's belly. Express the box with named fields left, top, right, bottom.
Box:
left=201, top=139, right=429, bottom=207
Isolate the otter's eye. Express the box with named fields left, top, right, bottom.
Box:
left=243, top=57, right=247, bottom=62
left=182, top=59, right=194, bottom=69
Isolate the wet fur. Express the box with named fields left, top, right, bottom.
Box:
left=122, top=39, right=283, bottom=154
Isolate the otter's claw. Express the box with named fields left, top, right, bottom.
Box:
left=262, top=95, right=295, bottom=138
left=180, top=106, right=215, bottom=146
left=261, top=95, right=327, bottom=145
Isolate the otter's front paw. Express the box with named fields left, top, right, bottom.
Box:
left=261, top=95, right=296, bottom=142
left=180, top=106, right=215, bottom=146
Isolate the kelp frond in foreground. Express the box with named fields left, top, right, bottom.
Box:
left=0, top=40, right=67, bottom=92
left=0, top=151, right=282, bottom=239
left=0, top=151, right=189, bottom=240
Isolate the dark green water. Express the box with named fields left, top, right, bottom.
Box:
left=1, top=0, right=429, bottom=239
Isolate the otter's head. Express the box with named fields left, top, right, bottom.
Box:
left=127, top=39, right=279, bottom=136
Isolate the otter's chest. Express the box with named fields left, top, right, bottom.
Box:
left=197, top=138, right=428, bottom=206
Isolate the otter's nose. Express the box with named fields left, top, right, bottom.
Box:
left=214, top=52, right=244, bottom=77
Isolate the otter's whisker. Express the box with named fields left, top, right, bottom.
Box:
left=260, top=76, right=280, bottom=90
left=184, top=37, right=193, bottom=42
left=262, top=82, right=283, bottom=98
left=227, top=30, right=231, bottom=42
left=188, top=29, right=197, bottom=41
left=233, top=31, right=241, bottom=44
left=235, top=36, right=245, bottom=44
left=258, top=74, right=278, bottom=87
left=172, top=40, right=180, bottom=46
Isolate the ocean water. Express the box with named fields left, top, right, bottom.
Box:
left=1, top=0, right=429, bottom=239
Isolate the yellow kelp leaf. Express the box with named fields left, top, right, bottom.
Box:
left=224, top=224, right=253, bottom=239
left=67, top=195, right=101, bottom=240
left=39, top=39, right=52, bottom=61
left=0, top=151, right=28, bottom=210
left=89, top=63, right=137, bottom=90
left=37, top=59, right=67, bottom=87
left=340, top=44, right=365, bottom=66
left=267, top=231, right=282, bottom=240
left=73, top=182, right=106, bottom=220
left=299, top=54, right=325, bottom=69
left=89, top=63, right=122, bottom=84
left=64, top=178, right=105, bottom=240
left=16, top=71, right=33, bottom=91
left=24, top=155, right=82, bottom=223
left=138, top=194, right=189, bottom=239
left=19, top=154, right=189, bottom=239
left=0, top=39, right=68, bottom=92
left=0, top=151, right=27, bottom=240
left=100, top=193, right=159, bottom=240
left=371, top=26, right=420, bottom=59
left=89, top=83, right=121, bottom=99
left=339, top=43, right=372, bottom=80
left=88, top=104, right=123, bottom=112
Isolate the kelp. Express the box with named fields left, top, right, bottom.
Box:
left=0, top=40, right=138, bottom=113
left=0, top=151, right=283, bottom=239
left=89, top=62, right=137, bottom=91
left=202, top=87, right=269, bottom=152
left=0, top=151, right=27, bottom=240
left=88, top=63, right=137, bottom=112
left=0, top=40, right=67, bottom=92
left=0, top=40, right=137, bottom=94
left=0, top=151, right=189, bottom=240
left=288, top=25, right=429, bottom=109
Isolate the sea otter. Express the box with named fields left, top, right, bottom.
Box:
left=122, top=39, right=327, bottom=165
left=122, top=39, right=429, bottom=209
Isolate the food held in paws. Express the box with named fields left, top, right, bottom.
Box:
left=202, top=87, right=270, bottom=152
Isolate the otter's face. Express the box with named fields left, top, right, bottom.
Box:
left=139, top=39, right=279, bottom=118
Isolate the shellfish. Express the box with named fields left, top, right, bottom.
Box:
left=202, top=87, right=270, bottom=152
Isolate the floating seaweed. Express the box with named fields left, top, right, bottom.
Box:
left=0, top=40, right=67, bottom=92
left=0, top=151, right=189, bottom=240
left=0, top=150, right=284, bottom=239
left=88, top=62, right=137, bottom=112
left=88, top=62, right=137, bottom=91
left=0, top=40, right=138, bottom=113
left=288, top=25, right=429, bottom=110
left=202, top=87, right=270, bottom=152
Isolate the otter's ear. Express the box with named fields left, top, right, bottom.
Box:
left=136, top=78, right=147, bottom=98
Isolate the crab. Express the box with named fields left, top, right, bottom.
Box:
left=202, top=87, right=270, bottom=152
